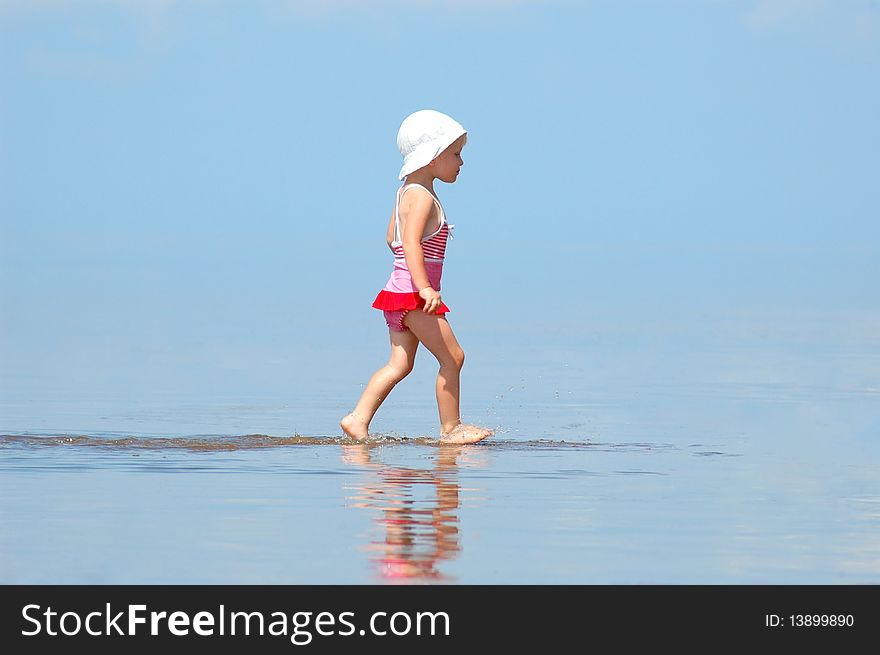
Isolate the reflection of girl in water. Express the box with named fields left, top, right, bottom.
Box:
left=342, top=445, right=464, bottom=582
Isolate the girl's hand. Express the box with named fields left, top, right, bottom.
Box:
left=418, top=287, right=442, bottom=314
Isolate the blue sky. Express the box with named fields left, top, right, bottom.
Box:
left=1, top=1, right=878, bottom=425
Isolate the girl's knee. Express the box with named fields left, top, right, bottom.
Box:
left=387, top=361, right=414, bottom=382
left=442, top=347, right=464, bottom=371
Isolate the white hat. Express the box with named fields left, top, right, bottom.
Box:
left=397, top=109, right=467, bottom=181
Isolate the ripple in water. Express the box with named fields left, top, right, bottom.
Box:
left=0, top=433, right=606, bottom=453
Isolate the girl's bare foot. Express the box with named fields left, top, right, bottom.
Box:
left=439, top=423, right=493, bottom=445
left=340, top=412, right=369, bottom=440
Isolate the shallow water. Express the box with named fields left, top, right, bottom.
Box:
left=1, top=311, right=879, bottom=584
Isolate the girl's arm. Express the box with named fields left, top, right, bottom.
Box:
left=386, top=207, right=396, bottom=251
left=400, top=189, right=443, bottom=313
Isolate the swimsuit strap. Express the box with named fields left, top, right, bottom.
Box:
left=393, top=183, right=445, bottom=246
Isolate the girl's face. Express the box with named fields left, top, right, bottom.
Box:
left=431, top=135, right=466, bottom=183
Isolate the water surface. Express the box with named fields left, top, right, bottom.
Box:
left=1, top=310, right=878, bottom=584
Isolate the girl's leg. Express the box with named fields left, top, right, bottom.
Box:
left=403, top=312, right=492, bottom=444
left=340, top=328, right=419, bottom=439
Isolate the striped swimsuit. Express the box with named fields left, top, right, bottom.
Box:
left=371, top=183, right=453, bottom=332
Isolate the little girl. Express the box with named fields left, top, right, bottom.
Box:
left=340, top=110, right=493, bottom=445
